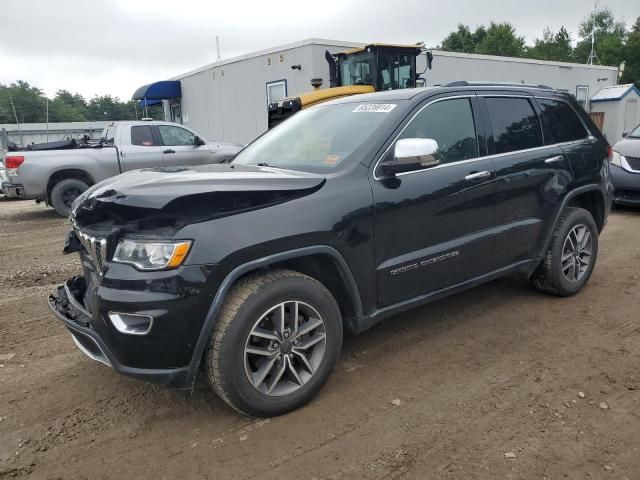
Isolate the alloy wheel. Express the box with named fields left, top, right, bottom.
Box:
left=244, top=301, right=327, bottom=396
left=561, top=224, right=593, bottom=282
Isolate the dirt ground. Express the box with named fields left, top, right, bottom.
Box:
left=0, top=198, right=639, bottom=480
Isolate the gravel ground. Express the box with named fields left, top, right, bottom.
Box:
left=0, top=198, right=639, bottom=480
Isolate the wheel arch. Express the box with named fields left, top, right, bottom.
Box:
left=540, top=185, right=606, bottom=256
left=46, top=168, right=95, bottom=204
left=187, top=246, right=363, bottom=386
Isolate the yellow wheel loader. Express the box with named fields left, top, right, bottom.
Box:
left=267, top=44, right=432, bottom=129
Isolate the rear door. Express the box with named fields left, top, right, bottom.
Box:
left=118, top=125, right=165, bottom=171
left=157, top=124, right=215, bottom=167
left=478, top=93, right=573, bottom=268
left=371, top=94, right=497, bottom=307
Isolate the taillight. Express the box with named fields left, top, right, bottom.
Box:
left=5, top=156, right=25, bottom=169
left=606, top=145, right=613, bottom=161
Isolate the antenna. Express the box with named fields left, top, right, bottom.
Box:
left=216, top=36, right=222, bottom=60
left=587, top=0, right=599, bottom=65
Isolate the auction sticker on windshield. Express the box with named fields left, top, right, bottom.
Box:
left=352, top=104, right=397, bottom=113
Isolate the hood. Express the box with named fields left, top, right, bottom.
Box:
left=72, top=164, right=325, bottom=231
left=613, top=137, right=640, bottom=157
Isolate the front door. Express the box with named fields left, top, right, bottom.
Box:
left=157, top=124, right=214, bottom=167
left=371, top=96, right=497, bottom=307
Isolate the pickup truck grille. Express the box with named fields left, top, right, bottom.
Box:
left=626, top=156, right=640, bottom=171
left=70, top=217, right=107, bottom=276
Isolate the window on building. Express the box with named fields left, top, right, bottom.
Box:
left=536, top=98, right=588, bottom=144
left=485, top=97, right=543, bottom=154
left=266, top=80, right=287, bottom=105
left=576, top=85, right=590, bottom=112
left=130, top=126, right=157, bottom=146
left=397, top=98, right=478, bottom=164
left=157, top=125, right=196, bottom=146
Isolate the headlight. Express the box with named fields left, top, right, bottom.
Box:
left=113, top=240, right=192, bottom=270
left=611, top=150, right=625, bottom=168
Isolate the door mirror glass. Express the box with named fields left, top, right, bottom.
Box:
left=382, top=138, right=439, bottom=176
left=194, top=135, right=206, bottom=146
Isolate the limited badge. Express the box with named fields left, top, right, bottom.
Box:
left=352, top=104, right=397, bottom=113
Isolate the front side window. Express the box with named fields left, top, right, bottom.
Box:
left=536, top=98, right=588, bottom=144
left=379, top=53, right=413, bottom=90
left=395, top=98, right=478, bottom=164
left=157, top=125, right=196, bottom=146
left=485, top=97, right=543, bottom=154
left=233, top=102, right=398, bottom=173
left=131, top=125, right=157, bottom=146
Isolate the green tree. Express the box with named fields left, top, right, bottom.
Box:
left=48, top=89, right=88, bottom=122
left=87, top=95, right=138, bottom=121
left=440, top=24, right=475, bottom=52
left=475, top=22, right=526, bottom=57
left=527, top=27, right=573, bottom=62
left=573, top=7, right=626, bottom=65
left=439, top=24, right=488, bottom=54
left=621, top=17, right=640, bottom=87
left=0, top=81, right=47, bottom=123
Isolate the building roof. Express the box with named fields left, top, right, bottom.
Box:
left=591, top=84, right=640, bottom=102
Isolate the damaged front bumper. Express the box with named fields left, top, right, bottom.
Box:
left=48, top=277, right=196, bottom=389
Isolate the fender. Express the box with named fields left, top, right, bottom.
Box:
left=185, top=245, right=363, bottom=386
left=538, top=184, right=606, bottom=257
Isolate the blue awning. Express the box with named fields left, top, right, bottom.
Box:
left=138, top=98, right=163, bottom=108
left=132, top=80, right=181, bottom=101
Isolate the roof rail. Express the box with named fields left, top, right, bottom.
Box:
left=443, top=81, right=554, bottom=90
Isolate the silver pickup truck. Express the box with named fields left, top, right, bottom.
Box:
left=2, top=121, right=242, bottom=216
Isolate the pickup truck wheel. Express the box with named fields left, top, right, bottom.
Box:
left=50, top=179, right=89, bottom=217
left=531, top=207, right=598, bottom=297
left=205, top=269, right=343, bottom=417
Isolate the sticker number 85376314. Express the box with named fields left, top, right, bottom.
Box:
left=352, top=104, right=397, bottom=113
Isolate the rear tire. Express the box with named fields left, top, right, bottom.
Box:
left=205, top=269, right=343, bottom=417
left=531, top=207, right=598, bottom=296
left=50, top=178, right=89, bottom=217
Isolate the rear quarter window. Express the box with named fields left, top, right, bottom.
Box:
left=536, top=98, right=589, bottom=144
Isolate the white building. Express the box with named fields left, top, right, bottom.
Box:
left=132, top=38, right=619, bottom=145
left=590, top=84, right=640, bottom=144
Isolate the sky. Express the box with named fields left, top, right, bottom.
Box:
left=1, top=0, right=638, bottom=101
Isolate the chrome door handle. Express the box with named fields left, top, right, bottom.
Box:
left=545, top=155, right=564, bottom=164
left=465, top=170, right=491, bottom=181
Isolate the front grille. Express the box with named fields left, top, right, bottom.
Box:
left=71, top=217, right=107, bottom=276
left=626, top=156, right=640, bottom=171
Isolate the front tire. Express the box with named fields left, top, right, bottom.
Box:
left=50, top=178, right=89, bottom=217
left=205, top=269, right=343, bottom=417
left=531, top=207, right=598, bottom=296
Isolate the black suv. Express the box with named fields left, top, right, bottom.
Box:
left=49, top=83, right=613, bottom=416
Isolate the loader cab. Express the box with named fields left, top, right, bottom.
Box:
left=334, top=44, right=423, bottom=91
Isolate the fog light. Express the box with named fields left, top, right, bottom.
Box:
left=108, top=312, right=153, bottom=335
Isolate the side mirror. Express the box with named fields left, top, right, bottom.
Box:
left=194, top=135, right=206, bottom=146
left=415, top=77, right=426, bottom=88
left=381, top=138, right=439, bottom=176
left=622, top=131, right=630, bottom=138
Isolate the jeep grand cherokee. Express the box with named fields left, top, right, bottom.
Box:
left=49, top=82, right=613, bottom=417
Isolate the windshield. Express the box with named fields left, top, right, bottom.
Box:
left=233, top=102, right=398, bottom=172
left=628, top=124, right=640, bottom=138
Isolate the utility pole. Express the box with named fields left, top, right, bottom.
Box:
left=9, top=95, right=24, bottom=147
left=46, top=97, right=49, bottom=142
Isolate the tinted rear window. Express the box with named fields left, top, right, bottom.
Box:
left=536, top=98, right=588, bottom=144
left=131, top=126, right=157, bottom=146
left=485, top=97, right=543, bottom=154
